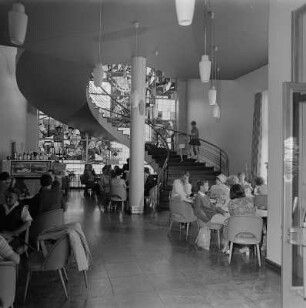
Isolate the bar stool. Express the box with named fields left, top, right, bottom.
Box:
left=206, top=222, right=223, bottom=249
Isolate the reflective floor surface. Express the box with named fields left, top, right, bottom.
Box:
left=15, top=191, right=281, bottom=308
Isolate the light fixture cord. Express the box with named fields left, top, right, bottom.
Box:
left=98, top=1, right=102, bottom=63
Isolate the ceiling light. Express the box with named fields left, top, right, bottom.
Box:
left=175, top=0, right=195, bottom=26
left=93, top=63, right=104, bottom=88
left=8, top=2, right=28, bottom=45
left=208, top=86, right=216, bottom=105
left=199, top=2, right=211, bottom=83
left=213, top=104, right=220, bottom=119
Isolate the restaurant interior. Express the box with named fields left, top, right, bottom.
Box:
left=0, top=0, right=306, bottom=307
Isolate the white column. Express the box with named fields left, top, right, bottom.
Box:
left=130, top=56, right=146, bottom=214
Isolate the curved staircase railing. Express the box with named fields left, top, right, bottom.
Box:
left=170, top=129, right=229, bottom=175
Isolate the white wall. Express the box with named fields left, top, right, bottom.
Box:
left=187, top=65, right=268, bottom=175
left=268, top=0, right=306, bottom=266
left=0, top=45, right=38, bottom=161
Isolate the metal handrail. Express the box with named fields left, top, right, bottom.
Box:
left=169, top=129, right=229, bottom=175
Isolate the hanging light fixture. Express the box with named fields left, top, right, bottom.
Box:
left=213, top=66, right=221, bottom=119
left=8, top=2, right=28, bottom=45
left=93, top=2, right=103, bottom=88
left=212, top=104, right=220, bottom=118
left=199, top=1, right=211, bottom=83
left=208, top=10, right=216, bottom=105
left=208, top=45, right=217, bottom=105
left=175, top=0, right=195, bottom=26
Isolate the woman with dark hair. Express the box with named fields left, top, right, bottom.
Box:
left=189, top=121, right=201, bottom=162
left=228, top=184, right=255, bottom=216
left=222, top=184, right=256, bottom=254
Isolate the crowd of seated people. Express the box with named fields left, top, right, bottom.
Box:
left=170, top=170, right=268, bottom=253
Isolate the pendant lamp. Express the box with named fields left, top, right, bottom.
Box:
left=93, top=63, right=104, bottom=88
left=208, top=86, right=217, bottom=105
left=175, top=0, right=195, bottom=26
left=213, top=104, right=220, bottom=119
left=93, top=2, right=103, bottom=88
left=8, top=3, right=28, bottom=45
left=199, top=2, right=211, bottom=83
left=209, top=45, right=217, bottom=105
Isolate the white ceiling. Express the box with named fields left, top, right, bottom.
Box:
left=0, top=0, right=269, bottom=80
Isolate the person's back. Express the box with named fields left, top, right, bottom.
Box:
left=29, top=174, right=65, bottom=218
left=36, top=189, right=65, bottom=215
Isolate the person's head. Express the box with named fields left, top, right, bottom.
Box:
left=191, top=121, right=196, bottom=127
left=238, top=172, right=246, bottom=182
left=144, top=167, right=150, bottom=175
left=115, top=168, right=122, bottom=178
left=102, top=166, right=108, bottom=175
left=0, top=172, right=11, bottom=186
left=180, top=171, right=190, bottom=184
left=40, top=173, right=53, bottom=188
left=226, top=175, right=239, bottom=187
left=85, top=164, right=92, bottom=171
left=216, top=174, right=227, bottom=184
left=197, top=180, right=209, bottom=193
left=5, top=188, right=20, bottom=207
left=230, top=184, right=246, bottom=199
left=47, top=169, right=55, bottom=181
left=255, top=176, right=265, bottom=186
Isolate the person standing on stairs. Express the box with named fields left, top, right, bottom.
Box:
left=189, top=121, right=201, bottom=163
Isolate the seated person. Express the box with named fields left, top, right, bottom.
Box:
left=110, top=169, right=127, bottom=210
left=111, top=169, right=127, bottom=192
left=225, top=175, right=239, bottom=188
left=98, top=166, right=111, bottom=210
left=28, top=174, right=66, bottom=219
left=222, top=184, right=256, bottom=254
left=82, top=164, right=99, bottom=196
left=253, top=176, right=268, bottom=195
left=193, top=180, right=228, bottom=226
left=47, top=169, right=61, bottom=191
left=170, top=171, right=193, bottom=203
left=209, top=173, right=230, bottom=201
left=0, top=172, right=12, bottom=204
left=0, top=234, right=20, bottom=264
left=0, top=188, right=32, bottom=252
left=12, top=178, right=29, bottom=198
left=237, top=172, right=253, bottom=196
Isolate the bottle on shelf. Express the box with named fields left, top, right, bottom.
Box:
left=23, top=152, right=27, bottom=160
left=18, top=152, right=22, bottom=160
left=26, top=151, right=31, bottom=160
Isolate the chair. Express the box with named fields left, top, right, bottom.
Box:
left=23, top=235, right=70, bottom=302
left=254, top=194, right=268, bottom=210
left=169, top=199, right=197, bottom=240
left=29, top=209, right=64, bottom=249
left=108, top=184, right=127, bottom=212
left=227, top=215, right=263, bottom=266
left=0, top=261, right=17, bottom=308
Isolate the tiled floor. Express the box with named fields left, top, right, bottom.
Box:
left=16, top=191, right=281, bottom=308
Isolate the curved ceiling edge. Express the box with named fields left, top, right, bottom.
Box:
left=16, top=51, right=113, bottom=138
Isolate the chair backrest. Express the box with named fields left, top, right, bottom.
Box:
left=169, top=199, right=197, bottom=223
left=254, top=194, right=268, bottom=210
left=42, top=235, right=70, bottom=271
left=0, top=261, right=16, bottom=308
left=30, top=209, right=64, bottom=243
left=111, top=184, right=126, bottom=201
left=227, top=215, right=263, bottom=244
